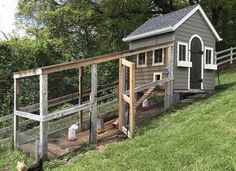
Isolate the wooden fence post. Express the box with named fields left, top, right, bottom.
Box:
left=118, top=59, right=125, bottom=130
left=129, top=62, right=135, bottom=138
left=165, top=46, right=174, bottom=109
left=90, top=64, right=97, bottom=144
left=78, top=67, right=83, bottom=130
left=39, top=74, right=48, bottom=160
left=230, top=47, right=233, bottom=64
left=13, top=78, right=20, bottom=148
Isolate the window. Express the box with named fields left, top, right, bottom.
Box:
left=153, top=72, right=162, bottom=82
left=204, top=47, right=217, bottom=70
left=205, top=47, right=213, bottom=64
left=137, top=52, right=147, bottom=67
left=153, top=48, right=164, bottom=66
left=177, top=41, right=192, bottom=67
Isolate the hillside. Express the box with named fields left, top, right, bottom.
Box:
left=47, top=68, right=236, bottom=171
left=1, top=68, right=236, bottom=171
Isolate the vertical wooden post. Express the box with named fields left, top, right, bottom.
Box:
left=129, top=62, right=135, bottom=138
left=78, top=67, right=83, bottom=130
left=230, top=47, right=233, bottom=64
left=13, top=78, right=20, bottom=148
left=90, top=64, right=97, bottom=144
left=118, top=59, right=125, bottom=130
left=165, top=46, right=174, bottom=109
left=39, top=74, right=48, bottom=160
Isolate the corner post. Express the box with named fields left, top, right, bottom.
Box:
left=90, top=64, right=97, bottom=144
left=78, top=67, right=83, bottom=130
left=129, top=62, right=135, bottom=138
left=39, top=74, right=48, bottom=160
left=13, top=78, right=20, bottom=148
left=230, top=47, right=233, bottom=64
left=165, top=46, right=174, bottom=109
left=118, top=59, right=125, bottom=130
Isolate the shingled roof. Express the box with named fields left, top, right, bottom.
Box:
left=122, top=4, right=222, bottom=42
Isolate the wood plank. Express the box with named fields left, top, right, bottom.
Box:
left=78, top=67, right=83, bottom=130
left=90, top=64, right=98, bottom=144
left=136, top=86, right=155, bottom=107
left=13, top=42, right=174, bottom=77
left=43, top=102, right=93, bottom=122
left=118, top=59, right=125, bottom=130
left=14, top=78, right=20, bottom=148
left=13, top=68, right=42, bottom=79
left=122, top=94, right=131, bottom=104
left=15, top=111, right=41, bottom=121
left=121, top=58, right=133, bottom=67
left=129, top=62, right=135, bottom=138
left=39, top=74, right=48, bottom=160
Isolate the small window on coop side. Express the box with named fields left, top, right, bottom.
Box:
left=178, top=43, right=187, bottom=61
left=204, top=47, right=217, bottom=70
left=153, top=48, right=164, bottom=66
left=153, top=72, right=162, bottom=82
left=177, top=41, right=192, bottom=67
left=137, top=52, right=147, bottom=67
left=205, top=47, right=213, bottom=64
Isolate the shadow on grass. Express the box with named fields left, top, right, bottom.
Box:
left=215, top=82, right=236, bottom=94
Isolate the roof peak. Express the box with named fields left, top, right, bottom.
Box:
left=123, top=4, right=221, bottom=42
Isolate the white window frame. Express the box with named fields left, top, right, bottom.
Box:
left=204, top=47, right=217, bottom=70
left=137, top=52, right=147, bottom=68
left=153, top=72, right=162, bottom=82
left=177, top=41, right=192, bottom=67
left=152, top=48, right=164, bottom=66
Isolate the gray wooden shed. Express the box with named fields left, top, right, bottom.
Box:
left=123, top=4, right=221, bottom=92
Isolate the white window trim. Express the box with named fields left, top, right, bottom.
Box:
left=137, top=52, right=147, bottom=68
left=177, top=41, right=192, bottom=67
left=152, top=48, right=165, bottom=66
left=204, top=47, right=217, bottom=70
left=153, top=72, right=163, bottom=82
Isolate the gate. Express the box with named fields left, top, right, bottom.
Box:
left=118, top=58, right=135, bottom=138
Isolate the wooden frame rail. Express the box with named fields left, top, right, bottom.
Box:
left=13, top=42, right=174, bottom=79
left=119, top=58, right=135, bottom=138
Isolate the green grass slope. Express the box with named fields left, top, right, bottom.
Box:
left=50, top=68, right=236, bottom=171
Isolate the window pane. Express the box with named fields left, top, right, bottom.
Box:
left=154, top=49, right=163, bottom=64
left=179, top=45, right=186, bottom=61
left=206, top=49, right=212, bottom=64
left=155, top=75, right=160, bottom=80
left=138, top=53, right=146, bottom=65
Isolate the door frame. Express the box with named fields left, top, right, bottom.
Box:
left=188, top=34, right=204, bottom=90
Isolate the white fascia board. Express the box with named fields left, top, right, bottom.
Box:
left=172, top=5, right=222, bottom=41
left=122, top=27, right=173, bottom=42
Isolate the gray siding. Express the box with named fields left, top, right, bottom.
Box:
left=174, top=11, right=216, bottom=90
left=128, top=49, right=168, bottom=87
left=129, top=32, right=175, bottom=50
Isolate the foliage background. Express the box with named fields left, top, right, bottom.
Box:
left=0, top=0, right=235, bottom=116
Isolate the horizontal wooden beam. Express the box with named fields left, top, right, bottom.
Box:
left=14, top=42, right=174, bottom=76
left=15, top=110, right=41, bottom=121
left=13, top=68, right=42, bottom=79
left=125, top=78, right=174, bottom=95
left=121, top=59, right=133, bottom=67
left=42, top=102, right=93, bottom=122
left=122, top=94, right=131, bottom=104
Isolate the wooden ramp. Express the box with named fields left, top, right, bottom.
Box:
left=136, top=86, right=156, bottom=107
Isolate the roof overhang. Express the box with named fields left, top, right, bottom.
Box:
left=123, top=5, right=222, bottom=42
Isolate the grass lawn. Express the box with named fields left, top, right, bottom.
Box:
left=1, top=68, right=236, bottom=171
